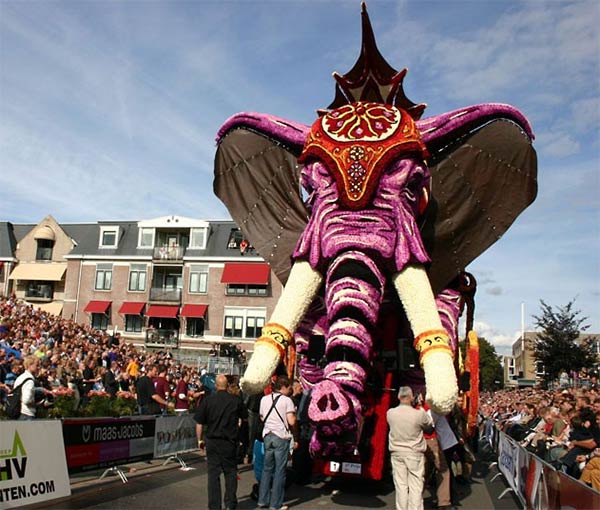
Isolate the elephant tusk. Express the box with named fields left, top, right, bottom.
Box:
left=392, top=264, right=458, bottom=414
left=270, top=260, right=324, bottom=333
left=392, top=264, right=443, bottom=334
left=241, top=260, right=323, bottom=394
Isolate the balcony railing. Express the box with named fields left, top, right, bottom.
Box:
left=25, top=284, right=53, bottom=302
left=153, top=246, right=185, bottom=261
left=199, top=355, right=247, bottom=376
left=149, top=287, right=181, bottom=302
left=145, top=328, right=179, bottom=348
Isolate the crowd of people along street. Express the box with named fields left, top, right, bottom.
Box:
left=2, top=293, right=600, bottom=509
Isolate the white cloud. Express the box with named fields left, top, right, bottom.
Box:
left=383, top=1, right=599, bottom=137
left=474, top=321, right=521, bottom=354
left=535, top=131, right=581, bottom=157
left=486, top=286, right=503, bottom=296
left=474, top=271, right=496, bottom=286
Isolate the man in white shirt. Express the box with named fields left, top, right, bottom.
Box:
left=14, top=355, right=40, bottom=420
left=387, top=386, right=434, bottom=510
left=257, top=376, right=297, bottom=510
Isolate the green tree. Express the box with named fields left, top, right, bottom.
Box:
left=460, top=336, right=504, bottom=391
left=532, top=299, right=596, bottom=384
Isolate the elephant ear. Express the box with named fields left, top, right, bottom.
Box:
left=214, top=113, right=310, bottom=285
left=417, top=104, right=538, bottom=295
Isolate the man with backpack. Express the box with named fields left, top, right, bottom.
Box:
left=12, top=355, right=40, bottom=420
left=257, top=375, right=297, bottom=510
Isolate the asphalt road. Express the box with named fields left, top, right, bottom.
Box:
left=36, top=444, right=520, bottom=510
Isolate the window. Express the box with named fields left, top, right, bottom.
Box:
left=223, top=308, right=266, bottom=339
left=186, top=318, right=205, bottom=337
left=247, top=285, right=267, bottom=296
left=36, top=239, right=54, bottom=261
left=224, top=316, right=244, bottom=338
left=95, top=263, right=113, bottom=290
left=189, top=265, right=208, bottom=294
left=91, top=313, right=109, bottom=330
left=227, top=228, right=254, bottom=253
left=139, top=228, right=154, bottom=248
left=190, top=228, right=207, bottom=249
left=536, top=361, right=545, bottom=376
left=99, top=226, right=119, bottom=248
left=125, top=315, right=143, bottom=333
left=245, top=315, right=265, bottom=339
left=128, top=264, right=147, bottom=292
left=227, top=229, right=244, bottom=249
left=226, top=284, right=267, bottom=296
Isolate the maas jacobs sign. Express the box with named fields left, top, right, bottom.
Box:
left=0, top=420, right=71, bottom=508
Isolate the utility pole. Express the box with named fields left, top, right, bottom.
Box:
left=521, top=302, right=526, bottom=379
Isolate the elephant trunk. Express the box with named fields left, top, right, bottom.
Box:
left=392, top=264, right=458, bottom=413
left=241, top=260, right=323, bottom=394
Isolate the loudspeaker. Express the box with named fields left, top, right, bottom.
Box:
left=397, top=338, right=419, bottom=370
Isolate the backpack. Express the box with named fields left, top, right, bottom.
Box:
left=5, top=377, right=33, bottom=420
left=256, top=394, right=282, bottom=442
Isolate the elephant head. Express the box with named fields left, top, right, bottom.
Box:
left=213, top=4, right=537, bottom=456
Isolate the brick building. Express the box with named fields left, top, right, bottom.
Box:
left=0, top=215, right=283, bottom=354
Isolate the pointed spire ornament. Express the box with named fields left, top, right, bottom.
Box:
left=324, top=2, right=426, bottom=120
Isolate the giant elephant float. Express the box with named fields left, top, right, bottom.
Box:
left=213, top=3, right=537, bottom=460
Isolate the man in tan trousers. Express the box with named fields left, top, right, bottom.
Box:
left=387, top=386, right=434, bottom=510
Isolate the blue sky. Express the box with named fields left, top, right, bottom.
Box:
left=1, top=0, right=598, bottom=354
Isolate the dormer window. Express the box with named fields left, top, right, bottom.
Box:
left=227, top=228, right=253, bottom=254
left=227, top=229, right=243, bottom=249
left=99, top=226, right=119, bottom=248
left=34, top=225, right=56, bottom=260
left=36, top=239, right=54, bottom=261
left=138, top=227, right=155, bottom=248
left=190, top=227, right=207, bottom=249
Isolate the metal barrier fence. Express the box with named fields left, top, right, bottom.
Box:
left=481, top=419, right=600, bottom=509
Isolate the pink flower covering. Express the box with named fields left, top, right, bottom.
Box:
left=293, top=157, right=431, bottom=273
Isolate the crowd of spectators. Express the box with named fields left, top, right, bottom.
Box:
left=0, top=295, right=213, bottom=416
left=480, top=383, right=600, bottom=490
left=3, top=293, right=600, bottom=497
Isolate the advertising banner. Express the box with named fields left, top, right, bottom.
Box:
left=516, top=444, right=530, bottom=505
left=154, top=414, right=198, bottom=458
left=523, top=453, right=543, bottom=510
left=498, top=432, right=519, bottom=493
left=62, top=416, right=155, bottom=473
left=0, top=420, right=71, bottom=508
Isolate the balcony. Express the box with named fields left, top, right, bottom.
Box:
left=200, top=355, right=247, bottom=376
left=149, top=287, right=181, bottom=302
left=153, top=246, right=185, bottom=262
left=25, top=283, right=53, bottom=302
left=145, top=328, right=179, bottom=348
